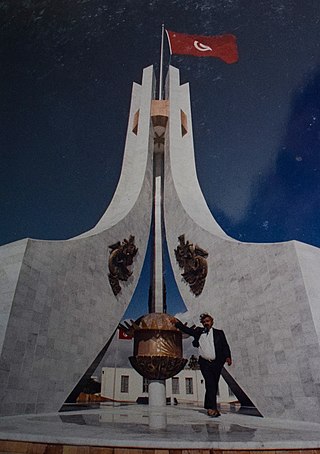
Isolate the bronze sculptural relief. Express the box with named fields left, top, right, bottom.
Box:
left=108, top=235, right=138, bottom=296
left=130, top=355, right=187, bottom=380
left=174, top=234, right=208, bottom=296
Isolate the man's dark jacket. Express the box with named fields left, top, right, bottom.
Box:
left=176, top=321, right=231, bottom=365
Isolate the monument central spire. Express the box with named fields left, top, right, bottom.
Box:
left=149, top=100, right=169, bottom=314
left=128, top=91, right=187, bottom=409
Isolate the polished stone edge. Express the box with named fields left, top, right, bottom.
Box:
left=1, top=407, right=320, bottom=450
left=1, top=433, right=320, bottom=450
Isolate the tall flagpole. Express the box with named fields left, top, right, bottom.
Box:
left=148, top=23, right=167, bottom=413
left=159, top=24, right=165, bottom=100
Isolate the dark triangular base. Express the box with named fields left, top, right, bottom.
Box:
left=221, top=367, right=263, bottom=417
left=61, top=328, right=117, bottom=409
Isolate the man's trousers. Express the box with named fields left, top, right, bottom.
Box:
left=199, top=356, right=223, bottom=410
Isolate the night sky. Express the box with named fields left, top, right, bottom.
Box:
left=1, top=0, right=320, bottom=319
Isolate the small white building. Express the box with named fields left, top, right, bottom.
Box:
left=101, top=366, right=236, bottom=405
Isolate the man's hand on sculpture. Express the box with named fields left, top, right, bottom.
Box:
left=225, top=357, right=232, bottom=366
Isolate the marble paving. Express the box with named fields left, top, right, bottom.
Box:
left=0, top=404, right=320, bottom=450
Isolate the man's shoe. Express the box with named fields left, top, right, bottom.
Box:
left=207, top=409, right=220, bottom=417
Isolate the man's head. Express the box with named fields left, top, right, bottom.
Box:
left=200, top=313, right=214, bottom=330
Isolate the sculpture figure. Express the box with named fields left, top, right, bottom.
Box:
left=108, top=235, right=138, bottom=295
left=174, top=234, right=208, bottom=296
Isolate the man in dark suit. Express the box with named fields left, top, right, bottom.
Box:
left=175, top=312, right=232, bottom=417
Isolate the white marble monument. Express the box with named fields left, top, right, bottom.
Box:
left=1, top=65, right=320, bottom=422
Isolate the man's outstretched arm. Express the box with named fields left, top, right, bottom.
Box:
left=174, top=319, right=197, bottom=337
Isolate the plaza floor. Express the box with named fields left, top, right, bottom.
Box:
left=1, top=403, right=320, bottom=451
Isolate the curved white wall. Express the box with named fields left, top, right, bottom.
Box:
left=164, top=65, right=320, bottom=422
left=0, top=66, right=155, bottom=416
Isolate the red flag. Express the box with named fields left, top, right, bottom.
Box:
left=166, top=30, right=238, bottom=64
left=118, top=328, right=133, bottom=340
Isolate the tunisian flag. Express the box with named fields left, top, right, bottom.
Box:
left=118, top=327, right=133, bottom=340
left=166, top=30, right=238, bottom=64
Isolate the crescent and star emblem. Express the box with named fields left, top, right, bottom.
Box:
left=194, top=40, right=213, bottom=52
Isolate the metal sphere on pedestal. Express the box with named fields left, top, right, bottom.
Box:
left=128, top=313, right=187, bottom=380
